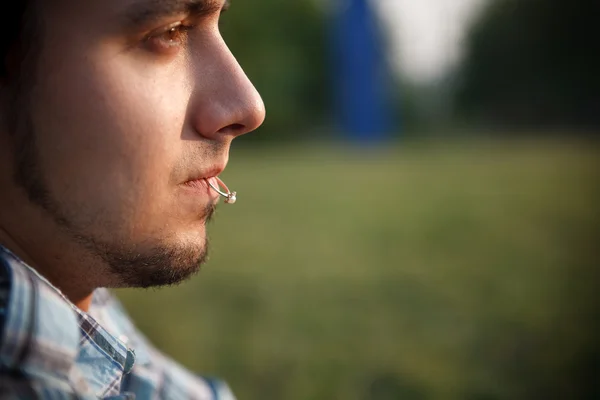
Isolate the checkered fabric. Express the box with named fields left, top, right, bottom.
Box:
left=0, top=245, right=235, bottom=399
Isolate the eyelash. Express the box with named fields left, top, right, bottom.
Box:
left=145, top=22, right=195, bottom=53
left=143, top=8, right=228, bottom=55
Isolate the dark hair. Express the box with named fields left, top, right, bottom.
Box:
left=1, top=0, right=36, bottom=79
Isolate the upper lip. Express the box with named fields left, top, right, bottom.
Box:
left=185, top=164, right=226, bottom=183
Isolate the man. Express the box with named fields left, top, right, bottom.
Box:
left=0, top=0, right=265, bottom=398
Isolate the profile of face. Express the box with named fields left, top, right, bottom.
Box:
left=0, top=0, right=265, bottom=290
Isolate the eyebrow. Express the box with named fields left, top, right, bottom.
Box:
left=125, top=0, right=230, bottom=26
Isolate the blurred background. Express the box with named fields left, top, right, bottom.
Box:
left=117, top=0, right=600, bottom=398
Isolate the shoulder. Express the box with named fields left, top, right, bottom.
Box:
left=91, top=290, right=237, bottom=400
left=0, top=372, right=101, bottom=399
left=0, top=249, right=11, bottom=338
left=0, top=247, right=87, bottom=397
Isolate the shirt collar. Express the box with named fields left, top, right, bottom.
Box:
left=0, top=245, right=135, bottom=395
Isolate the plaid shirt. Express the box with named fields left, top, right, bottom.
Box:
left=0, top=245, right=235, bottom=399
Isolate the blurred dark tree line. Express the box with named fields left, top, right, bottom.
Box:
left=455, top=0, right=600, bottom=131
left=220, top=0, right=329, bottom=142
left=221, top=0, right=600, bottom=141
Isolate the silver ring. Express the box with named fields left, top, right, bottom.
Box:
left=207, top=178, right=237, bottom=204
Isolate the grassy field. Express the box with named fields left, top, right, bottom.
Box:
left=116, top=138, right=599, bottom=400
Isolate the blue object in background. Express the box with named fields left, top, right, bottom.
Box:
left=333, top=0, right=394, bottom=143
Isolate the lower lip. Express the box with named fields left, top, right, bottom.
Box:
left=182, top=178, right=219, bottom=199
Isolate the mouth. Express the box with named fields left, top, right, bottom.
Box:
left=180, top=163, right=228, bottom=201
left=182, top=176, right=220, bottom=199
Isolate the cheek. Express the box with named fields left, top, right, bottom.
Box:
left=31, top=48, right=191, bottom=228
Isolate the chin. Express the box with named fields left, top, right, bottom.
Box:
left=116, top=239, right=208, bottom=288
left=81, top=228, right=210, bottom=289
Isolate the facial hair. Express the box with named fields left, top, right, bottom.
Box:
left=9, top=105, right=214, bottom=289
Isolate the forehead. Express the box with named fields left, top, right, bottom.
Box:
left=41, top=0, right=228, bottom=29
left=124, top=0, right=228, bottom=24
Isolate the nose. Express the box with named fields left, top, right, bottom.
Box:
left=188, top=35, right=266, bottom=140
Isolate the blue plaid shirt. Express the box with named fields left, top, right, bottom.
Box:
left=0, top=245, right=235, bottom=399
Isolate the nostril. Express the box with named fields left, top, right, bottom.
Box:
left=218, top=123, right=245, bottom=135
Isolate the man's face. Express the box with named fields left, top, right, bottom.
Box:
left=8, top=0, right=264, bottom=287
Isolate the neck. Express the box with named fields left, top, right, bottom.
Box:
left=0, top=226, right=95, bottom=312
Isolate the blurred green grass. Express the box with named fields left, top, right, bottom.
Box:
left=116, top=138, right=599, bottom=400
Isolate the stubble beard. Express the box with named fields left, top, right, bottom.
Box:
left=9, top=104, right=214, bottom=289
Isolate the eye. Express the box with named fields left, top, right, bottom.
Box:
left=218, top=12, right=227, bottom=30
left=144, top=22, right=194, bottom=54
left=218, top=4, right=229, bottom=29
